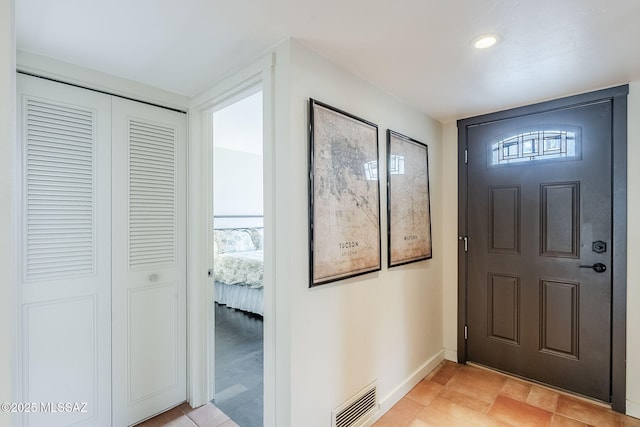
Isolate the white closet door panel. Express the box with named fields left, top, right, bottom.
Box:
left=17, top=74, right=112, bottom=427
left=23, top=297, right=98, bottom=427
left=128, top=284, right=180, bottom=402
left=112, top=97, right=187, bottom=427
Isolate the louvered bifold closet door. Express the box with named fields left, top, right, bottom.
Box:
left=16, top=74, right=112, bottom=427
left=111, top=97, right=187, bottom=427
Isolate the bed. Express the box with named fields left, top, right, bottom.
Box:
left=213, top=227, right=264, bottom=316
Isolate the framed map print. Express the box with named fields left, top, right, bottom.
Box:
left=309, top=99, right=381, bottom=287
left=387, top=129, right=432, bottom=267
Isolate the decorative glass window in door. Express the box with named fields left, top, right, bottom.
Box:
left=489, top=128, right=580, bottom=166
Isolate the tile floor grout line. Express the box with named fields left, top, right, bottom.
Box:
left=467, top=361, right=613, bottom=409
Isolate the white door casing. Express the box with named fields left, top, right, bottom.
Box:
left=111, top=97, right=187, bottom=426
left=187, top=54, right=276, bottom=426
left=16, top=74, right=112, bottom=427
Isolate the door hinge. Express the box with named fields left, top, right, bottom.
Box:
left=208, top=269, right=213, bottom=278
left=458, top=236, right=468, bottom=252
left=464, top=325, right=468, bottom=340
left=464, top=149, right=468, bottom=164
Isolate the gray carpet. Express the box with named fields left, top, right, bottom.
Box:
left=214, top=303, right=263, bottom=427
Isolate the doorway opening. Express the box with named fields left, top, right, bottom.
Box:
left=211, top=88, right=264, bottom=427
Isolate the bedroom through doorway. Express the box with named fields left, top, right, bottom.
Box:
left=211, top=88, right=264, bottom=427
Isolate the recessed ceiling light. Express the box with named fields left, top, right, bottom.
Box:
left=473, top=34, right=499, bottom=49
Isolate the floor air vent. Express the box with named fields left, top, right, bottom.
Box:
left=332, top=382, right=377, bottom=427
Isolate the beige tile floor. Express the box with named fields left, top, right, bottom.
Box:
left=136, top=402, right=238, bottom=427
left=373, top=361, right=640, bottom=427
left=138, top=361, right=640, bottom=427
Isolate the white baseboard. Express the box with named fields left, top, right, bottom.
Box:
left=444, top=349, right=457, bottom=362
left=366, top=350, right=445, bottom=425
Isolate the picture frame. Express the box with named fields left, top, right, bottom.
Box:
left=387, top=129, right=432, bottom=267
left=309, top=99, right=381, bottom=287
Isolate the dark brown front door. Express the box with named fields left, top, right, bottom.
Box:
left=458, top=87, right=628, bottom=405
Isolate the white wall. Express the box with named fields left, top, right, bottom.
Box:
left=212, top=89, right=264, bottom=224
left=626, top=81, right=640, bottom=417
left=275, top=40, right=444, bottom=426
left=0, top=1, right=15, bottom=426
left=213, top=147, right=263, bottom=217
left=441, top=82, right=640, bottom=417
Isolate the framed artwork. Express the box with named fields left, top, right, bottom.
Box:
left=387, top=129, right=432, bottom=267
left=309, top=99, right=381, bottom=287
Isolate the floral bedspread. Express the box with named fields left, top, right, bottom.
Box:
left=213, top=249, right=264, bottom=288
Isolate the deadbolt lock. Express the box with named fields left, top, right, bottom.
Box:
left=592, top=240, right=607, bottom=254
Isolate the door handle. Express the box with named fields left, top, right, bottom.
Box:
left=579, top=263, right=607, bottom=273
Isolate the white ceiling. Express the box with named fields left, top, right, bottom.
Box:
left=15, top=0, right=640, bottom=122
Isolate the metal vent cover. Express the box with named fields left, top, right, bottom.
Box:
left=332, top=382, right=377, bottom=427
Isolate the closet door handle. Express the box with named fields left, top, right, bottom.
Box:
left=149, top=273, right=159, bottom=282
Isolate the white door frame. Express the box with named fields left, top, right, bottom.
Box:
left=187, top=54, right=276, bottom=427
